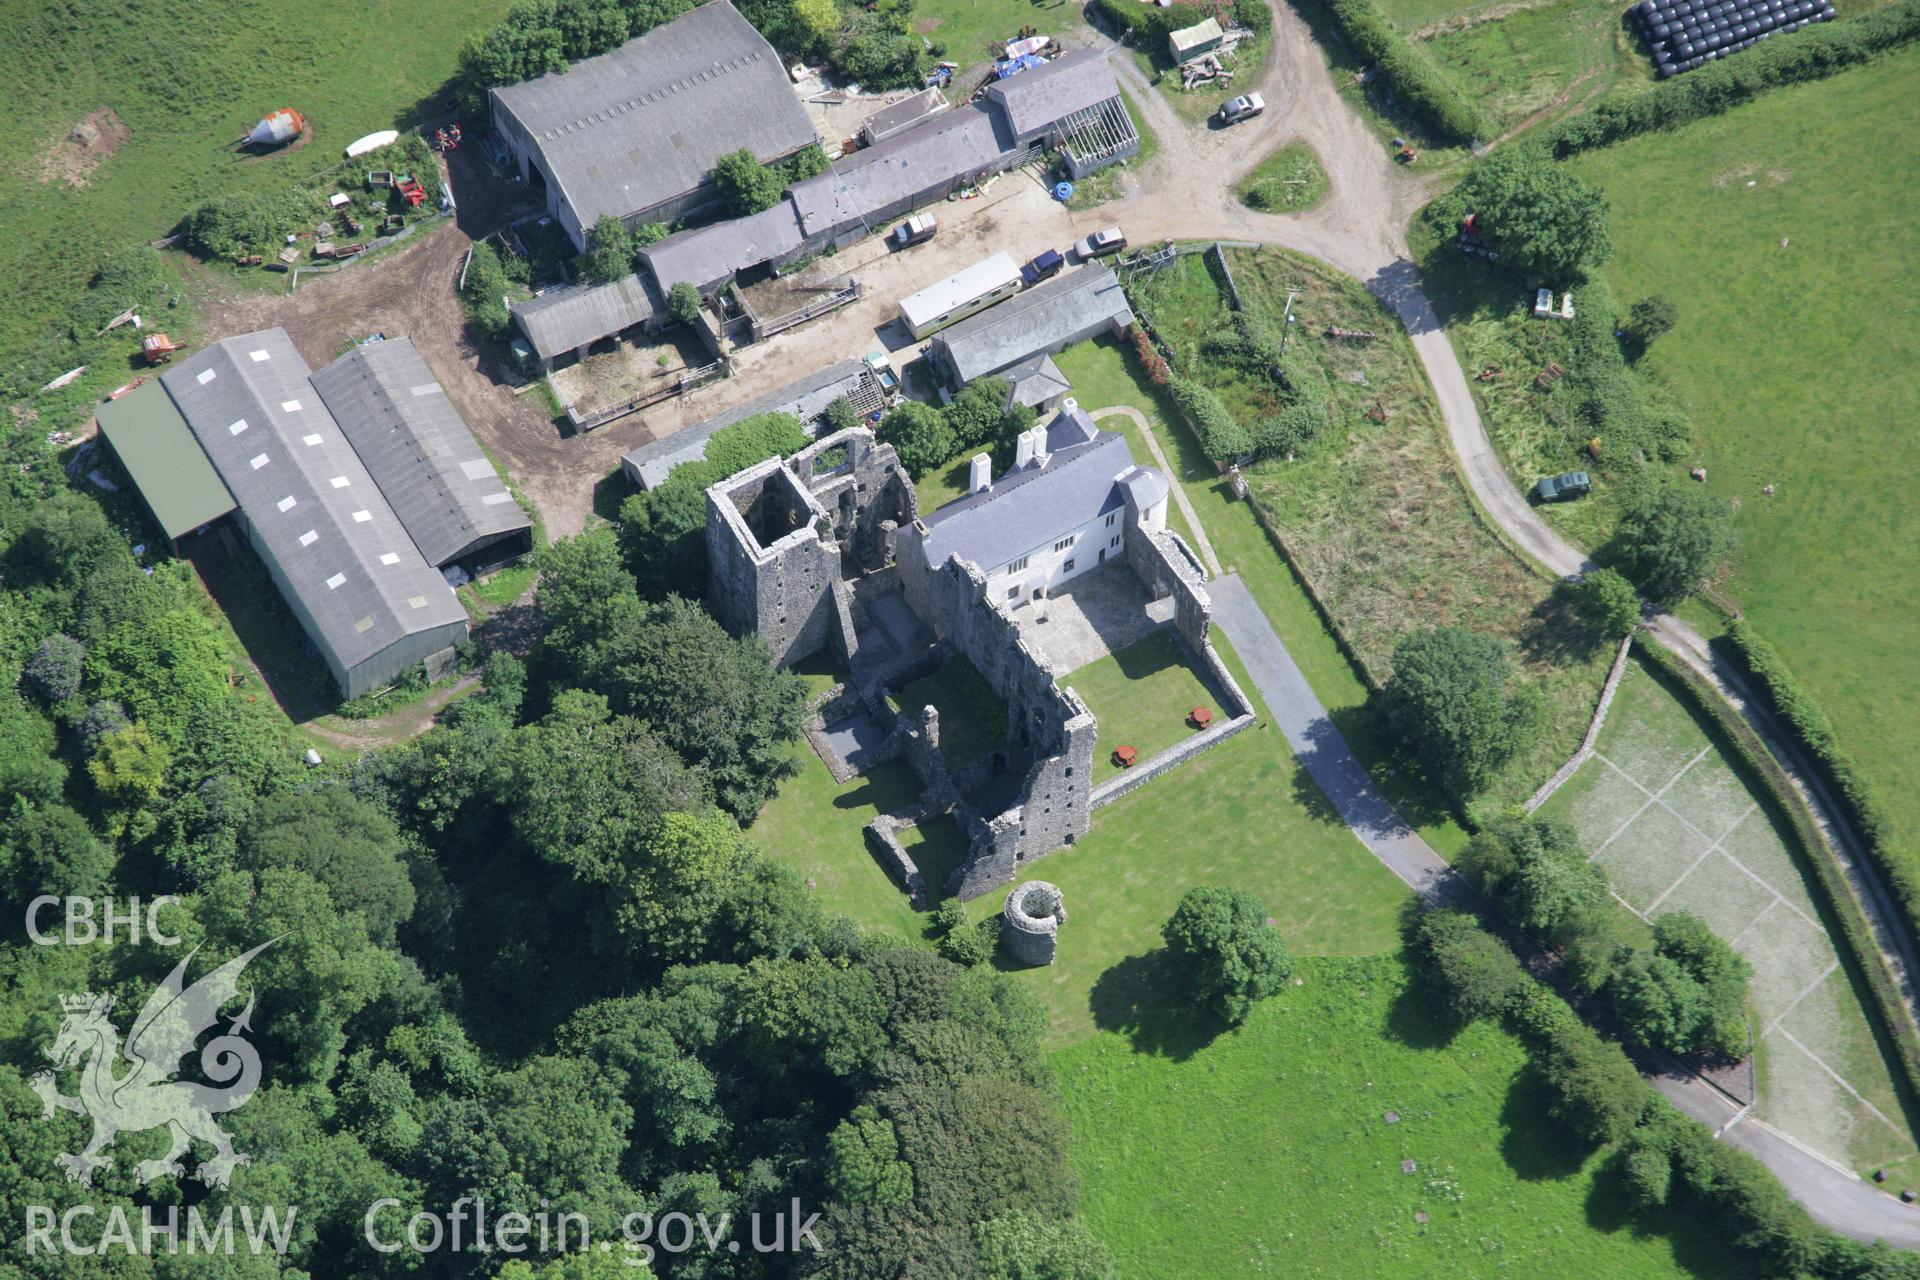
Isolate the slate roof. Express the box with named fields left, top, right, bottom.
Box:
left=860, top=87, right=949, bottom=144
left=511, top=272, right=659, bottom=361
left=159, top=331, right=465, bottom=676
left=981, top=50, right=1123, bottom=139
left=622, top=359, right=875, bottom=488
left=910, top=406, right=1154, bottom=575
left=1002, top=352, right=1070, bottom=408
left=308, top=338, right=530, bottom=567
left=642, top=201, right=806, bottom=292
left=489, top=0, right=816, bottom=227
left=787, top=105, right=1009, bottom=238
left=930, top=263, right=1133, bottom=385
left=94, top=381, right=236, bottom=540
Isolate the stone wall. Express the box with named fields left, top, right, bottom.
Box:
left=863, top=812, right=929, bottom=906
left=1000, top=880, right=1066, bottom=965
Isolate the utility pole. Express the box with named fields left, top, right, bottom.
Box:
left=1278, top=288, right=1300, bottom=356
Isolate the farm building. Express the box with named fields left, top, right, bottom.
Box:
left=308, top=337, right=533, bottom=568
left=859, top=88, right=950, bottom=146
left=928, top=264, right=1133, bottom=387
left=1001, top=352, right=1072, bottom=413
left=488, top=0, right=817, bottom=250
left=979, top=50, right=1139, bottom=178
left=620, top=357, right=890, bottom=488
left=511, top=271, right=660, bottom=370
left=94, top=382, right=238, bottom=545
left=151, top=331, right=471, bottom=699
left=1168, top=17, right=1225, bottom=64
left=642, top=203, right=810, bottom=295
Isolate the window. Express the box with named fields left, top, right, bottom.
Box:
left=1007, top=586, right=1020, bottom=600
left=1109, top=535, right=1121, bottom=549
left=1007, top=555, right=1029, bottom=574
left=1105, top=513, right=1117, bottom=528
left=1053, top=535, right=1075, bottom=552
left=1063, top=558, right=1076, bottom=573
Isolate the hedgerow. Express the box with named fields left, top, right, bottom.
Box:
left=1322, top=0, right=1488, bottom=143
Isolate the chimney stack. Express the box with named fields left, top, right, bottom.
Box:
left=1014, top=429, right=1035, bottom=469
left=968, top=452, right=992, bottom=494
left=1026, top=423, right=1050, bottom=468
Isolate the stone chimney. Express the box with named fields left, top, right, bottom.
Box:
left=968, top=452, right=992, bottom=494
left=1026, top=423, right=1050, bottom=468
left=1014, top=429, right=1036, bottom=469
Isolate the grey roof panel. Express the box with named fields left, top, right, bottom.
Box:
left=931, top=263, right=1133, bottom=385
left=489, top=1, right=817, bottom=227
left=309, top=337, right=530, bottom=566
left=982, top=50, right=1124, bottom=138
left=1003, top=352, right=1070, bottom=408
left=623, top=359, right=874, bottom=488
left=787, top=105, right=1009, bottom=238
left=159, top=330, right=465, bottom=675
left=909, top=409, right=1143, bottom=574
left=860, top=87, right=949, bottom=143
left=511, top=271, right=659, bottom=360
left=641, top=201, right=806, bottom=292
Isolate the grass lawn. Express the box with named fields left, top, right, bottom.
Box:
left=1234, top=140, right=1329, bottom=212
left=1135, top=31, right=1276, bottom=124
left=1566, top=48, right=1920, bottom=913
left=749, top=749, right=933, bottom=938
left=1056, top=952, right=1740, bottom=1279
left=0, top=0, right=509, bottom=376
left=892, top=653, right=1008, bottom=770
left=1063, top=630, right=1220, bottom=786
left=1133, top=249, right=1613, bottom=814
left=913, top=0, right=1085, bottom=69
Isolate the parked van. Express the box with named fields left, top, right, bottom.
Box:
left=892, top=213, right=937, bottom=249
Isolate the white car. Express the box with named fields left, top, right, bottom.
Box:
left=1075, top=226, right=1127, bottom=260
left=1217, top=93, right=1266, bottom=125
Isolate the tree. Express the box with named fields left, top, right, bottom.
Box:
left=6, top=490, right=117, bottom=588
left=619, top=480, right=712, bottom=601
left=710, top=148, right=787, bottom=216
left=1413, top=908, right=1526, bottom=1020
left=1458, top=817, right=1605, bottom=941
left=1447, top=146, right=1611, bottom=282
left=827, top=1104, right=915, bottom=1206
left=975, top=1210, right=1117, bottom=1280
left=1540, top=1021, right=1645, bottom=1146
left=665, top=281, right=703, bottom=328
left=877, top=401, right=957, bottom=479
left=1160, top=887, right=1293, bottom=1026
left=824, top=395, right=863, bottom=434
left=1626, top=294, right=1678, bottom=356
left=1605, top=483, right=1738, bottom=602
left=1570, top=567, right=1640, bottom=638
left=92, top=608, right=230, bottom=747
left=461, top=240, right=514, bottom=341
left=1, top=801, right=113, bottom=902
left=786, top=143, right=831, bottom=183
left=704, top=412, right=806, bottom=472
left=242, top=787, right=417, bottom=944
left=943, top=377, right=1014, bottom=449
left=87, top=721, right=170, bottom=805
left=1378, top=626, right=1543, bottom=800
left=580, top=214, right=637, bottom=284
left=1611, top=911, right=1750, bottom=1058
left=792, top=0, right=842, bottom=45
left=0, top=688, right=65, bottom=806
left=23, top=633, right=84, bottom=703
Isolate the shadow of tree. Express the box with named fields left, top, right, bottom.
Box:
left=1088, top=949, right=1224, bottom=1061
left=1500, top=1062, right=1593, bottom=1182
left=1521, top=585, right=1606, bottom=670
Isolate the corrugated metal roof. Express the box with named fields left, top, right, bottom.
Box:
left=930, top=263, right=1133, bottom=384
left=489, top=0, right=817, bottom=228
left=511, top=271, right=659, bottom=360
left=159, top=330, right=465, bottom=675
left=94, top=381, right=236, bottom=540
left=908, top=408, right=1146, bottom=575
left=642, top=201, right=806, bottom=293
left=982, top=50, right=1124, bottom=139
left=309, top=338, right=530, bottom=566
left=622, top=358, right=874, bottom=488
left=899, top=252, right=1021, bottom=333
left=789, top=105, right=1009, bottom=239
left=1169, top=17, right=1224, bottom=56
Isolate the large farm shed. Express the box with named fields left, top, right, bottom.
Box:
left=929, top=264, right=1133, bottom=387
left=99, top=330, right=530, bottom=699
left=488, top=0, right=818, bottom=251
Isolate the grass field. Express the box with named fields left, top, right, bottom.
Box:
left=1133, top=248, right=1613, bottom=813
left=1565, top=48, right=1920, bottom=921
left=0, top=0, right=507, bottom=361
left=893, top=654, right=1008, bottom=770
left=1234, top=140, right=1330, bottom=212
left=913, top=0, right=1084, bottom=68
left=1061, top=630, right=1220, bottom=786
left=1538, top=657, right=1920, bottom=1178
left=1057, top=952, right=1739, bottom=1279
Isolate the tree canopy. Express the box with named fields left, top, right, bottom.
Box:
left=1160, top=886, right=1293, bottom=1026
left=1444, top=145, right=1612, bottom=282
left=1605, top=483, right=1738, bottom=601
left=1378, top=626, right=1543, bottom=800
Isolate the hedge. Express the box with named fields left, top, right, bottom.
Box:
left=1543, top=0, right=1920, bottom=157
left=1722, top=619, right=1920, bottom=956
left=1322, top=0, right=1488, bottom=143
left=1633, top=636, right=1920, bottom=1111
left=1169, top=376, right=1250, bottom=463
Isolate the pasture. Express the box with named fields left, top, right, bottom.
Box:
left=1057, top=953, right=1738, bottom=1279
left=1567, top=47, right=1920, bottom=931
left=1539, top=658, right=1920, bottom=1178
left=0, top=0, right=509, bottom=400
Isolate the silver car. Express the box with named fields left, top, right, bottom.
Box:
left=1218, top=93, right=1266, bottom=125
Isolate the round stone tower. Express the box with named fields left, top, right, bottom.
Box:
left=1001, top=880, right=1067, bottom=966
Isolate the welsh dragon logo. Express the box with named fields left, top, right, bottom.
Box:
left=31, top=940, right=276, bottom=1189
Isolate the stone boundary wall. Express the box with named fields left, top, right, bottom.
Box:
left=863, top=811, right=929, bottom=906
left=1525, top=630, right=1635, bottom=813
left=1090, top=707, right=1255, bottom=808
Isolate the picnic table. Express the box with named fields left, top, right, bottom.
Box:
left=1111, top=745, right=1138, bottom=768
